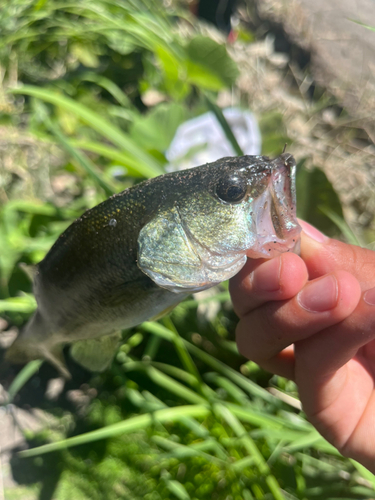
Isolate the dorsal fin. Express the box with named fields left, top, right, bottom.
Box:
left=18, top=263, right=37, bottom=283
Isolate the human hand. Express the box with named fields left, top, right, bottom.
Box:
left=230, top=220, right=375, bottom=472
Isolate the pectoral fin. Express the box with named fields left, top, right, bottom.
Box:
left=102, top=278, right=148, bottom=308
left=70, top=332, right=121, bottom=372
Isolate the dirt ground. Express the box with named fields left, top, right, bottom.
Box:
left=232, top=0, right=375, bottom=243
left=256, top=0, right=375, bottom=116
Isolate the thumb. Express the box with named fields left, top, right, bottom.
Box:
left=299, top=220, right=374, bottom=289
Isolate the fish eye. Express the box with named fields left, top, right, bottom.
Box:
left=215, top=174, right=248, bottom=204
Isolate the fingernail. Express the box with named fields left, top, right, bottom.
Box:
left=364, top=287, right=375, bottom=306
left=252, top=257, right=281, bottom=292
left=298, top=275, right=338, bottom=312
left=298, top=220, right=328, bottom=243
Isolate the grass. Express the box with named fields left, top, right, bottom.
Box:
left=0, top=1, right=374, bottom=499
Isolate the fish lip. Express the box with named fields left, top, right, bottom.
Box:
left=246, top=154, right=301, bottom=259
left=272, top=153, right=297, bottom=209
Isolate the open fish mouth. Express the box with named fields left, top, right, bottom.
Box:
left=246, top=153, right=301, bottom=258
left=138, top=153, right=301, bottom=293
left=168, top=154, right=302, bottom=289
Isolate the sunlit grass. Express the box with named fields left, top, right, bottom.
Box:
left=0, top=1, right=372, bottom=499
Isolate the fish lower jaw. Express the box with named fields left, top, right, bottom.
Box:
left=245, top=235, right=300, bottom=259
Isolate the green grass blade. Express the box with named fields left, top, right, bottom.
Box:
left=151, top=361, right=200, bottom=387
left=7, top=360, right=43, bottom=404
left=125, top=388, right=163, bottom=412
left=163, top=478, right=191, bottom=500
left=284, top=431, right=329, bottom=452
left=225, top=404, right=283, bottom=430
left=142, top=391, right=213, bottom=440
left=225, top=403, right=311, bottom=432
left=141, top=321, right=279, bottom=404
left=152, top=435, right=227, bottom=466
left=318, top=205, right=361, bottom=245
left=0, top=295, right=37, bottom=313
left=162, top=317, right=202, bottom=383
left=122, top=361, right=206, bottom=405
left=243, top=489, right=255, bottom=500
left=71, top=140, right=158, bottom=178
left=204, top=93, right=244, bottom=156
left=143, top=333, right=162, bottom=360
left=349, top=459, right=375, bottom=487
left=250, top=428, right=310, bottom=442
left=2, top=199, right=76, bottom=218
left=232, top=455, right=257, bottom=471
left=9, top=86, right=164, bottom=177
left=80, top=72, right=132, bottom=107
left=186, top=341, right=279, bottom=404
left=350, top=19, right=375, bottom=32
left=204, top=372, right=250, bottom=405
left=18, top=405, right=210, bottom=458
left=45, top=117, right=116, bottom=197
left=216, top=404, right=285, bottom=500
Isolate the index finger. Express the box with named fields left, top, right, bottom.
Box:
left=229, top=252, right=308, bottom=317
left=299, top=220, right=375, bottom=288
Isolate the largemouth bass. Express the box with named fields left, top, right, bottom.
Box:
left=6, top=154, right=301, bottom=377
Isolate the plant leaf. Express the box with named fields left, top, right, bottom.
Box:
left=9, top=86, right=164, bottom=177
left=18, top=405, right=210, bottom=457
left=186, top=36, right=239, bottom=88
left=296, top=161, right=344, bottom=237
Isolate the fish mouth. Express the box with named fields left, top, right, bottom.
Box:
left=246, top=154, right=301, bottom=259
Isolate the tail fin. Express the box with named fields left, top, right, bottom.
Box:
left=5, top=310, right=46, bottom=364
left=5, top=311, right=71, bottom=379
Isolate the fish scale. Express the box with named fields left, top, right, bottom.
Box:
left=6, top=154, right=301, bottom=377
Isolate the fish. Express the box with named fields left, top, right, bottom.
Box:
left=6, top=153, right=301, bottom=377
